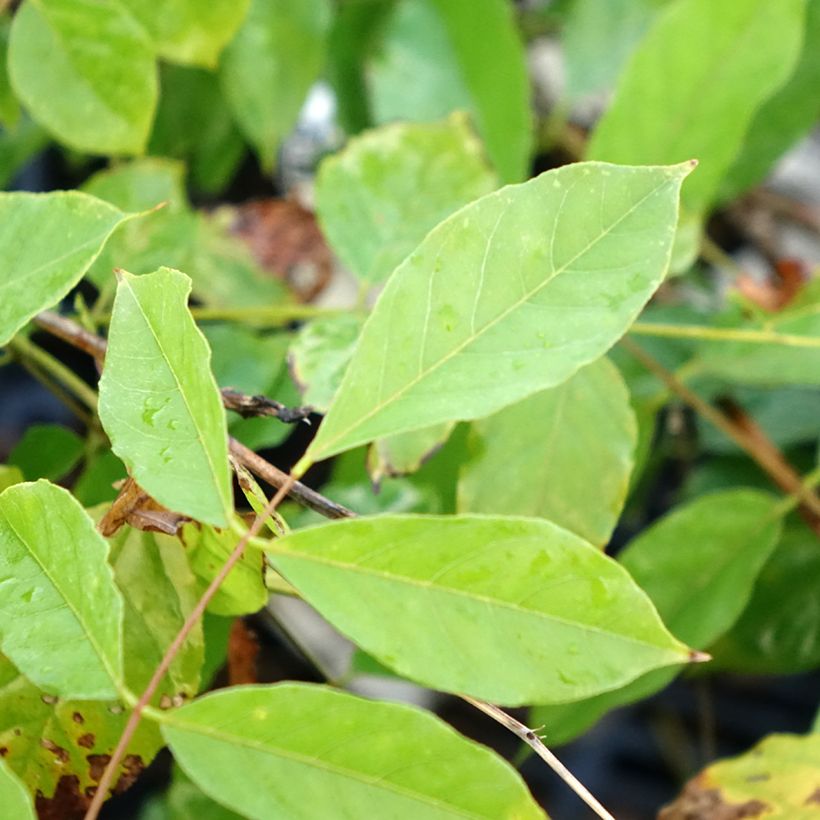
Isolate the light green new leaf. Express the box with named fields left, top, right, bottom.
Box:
left=0, top=653, right=163, bottom=806
left=0, top=759, right=34, bottom=820
left=269, top=515, right=693, bottom=705
left=220, top=0, right=331, bottom=170
left=0, top=191, right=132, bottom=346
left=587, top=0, right=805, bottom=213
left=664, top=734, right=820, bottom=817
left=118, top=0, right=251, bottom=68
left=301, top=161, right=691, bottom=469
left=8, top=0, right=158, bottom=155
left=0, top=481, right=124, bottom=699
left=533, top=489, right=783, bottom=745
left=721, top=0, right=820, bottom=200
left=98, top=268, right=232, bottom=527
left=458, top=358, right=636, bottom=547
left=164, top=684, right=545, bottom=819
left=368, top=423, right=455, bottom=483
left=315, top=115, right=498, bottom=284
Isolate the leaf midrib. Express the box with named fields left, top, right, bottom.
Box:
left=312, top=170, right=678, bottom=460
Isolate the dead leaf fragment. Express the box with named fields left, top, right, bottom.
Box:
left=99, top=477, right=189, bottom=537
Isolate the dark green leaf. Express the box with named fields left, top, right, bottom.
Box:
left=8, top=423, right=83, bottom=482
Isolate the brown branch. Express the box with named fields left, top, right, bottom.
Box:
left=35, top=310, right=107, bottom=359
left=622, top=336, right=820, bottom=533
left=220, top=388, right=312, bottom=424
left=228, top=438, right=353, bottom=520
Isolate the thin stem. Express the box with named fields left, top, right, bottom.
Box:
left=462, top=696, right=616, bottom=820
left=699, top=233, right=743, bottom=276
left=83, top=474, right=298, bottom=820
left=190, top=304, right=340, bottom=324
left=9, top=334, right=98, bottom=412
left=622, top=337, right=820, bottom=528
left=629, top=320, right=820, bottom=348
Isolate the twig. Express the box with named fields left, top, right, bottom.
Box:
left=462, top=696, right=616, bottom=820
left=221, top=388, right=313, bottom=424
left=228, top=438, right=354, bottom=520
left=629, top=321, right=820, bottom=349
left=622, top=337, right=820, bottom=531
left=35, top=310, right=107, bottom=359
left=83, top=474, right=298, bottom=820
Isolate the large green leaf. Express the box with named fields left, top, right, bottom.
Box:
left=533, top=489, right=783, bottom=745
left=662, top=734, right=820, bottom=817
left=7, top=423, right=83, bottom=482
left=458, top=358, right=636, bottom=547
left=0, top=653, right=163, bottom=810
left=587, top=0, right=806, bottom=213
left=7, top=0, right=158, bottom=155
left=98, top=268, right=232, bottom=527
left=268, top=515, right=693, bottom=705
left=315, top=115, right=497, bottom=284
left=0, top=191, right=132, bottom=346
left=0, top=481, right=124, bottom=700
left=118, top=0, right=251, bottom=67
left=81, top=157, right=196, bottom=288
left=721, top=0, right=820, bottom=200
left=712, top=518, right=820, bottom=674
left=0, top=15, right=20, bottom=128
left=220, top=0, right=331, bottom=170
left=300, top=161, right=691, bottom=469
left=163, top=684, right=545, bottom=819
left=0, top=759, right=34, bottom=820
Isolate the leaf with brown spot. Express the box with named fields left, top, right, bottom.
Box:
left=660, top=733, right=820, bottom=819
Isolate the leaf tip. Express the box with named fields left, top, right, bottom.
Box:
left=688, top=649, right=711, bottom=664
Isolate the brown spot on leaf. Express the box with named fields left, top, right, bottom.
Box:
left=659, top=777, right=770, bottom=819
left=87, top=753, right=110, bottom=783
left=77, top=733, right=95, bottom=749
left=804, top=788, right=820, bottom=805
left=41, top=693, right=58, bottom=705
left=40, top=738, right=69, bottom=764
left=36, top=775, right=87, bottom=820
left=72, top=711, right=84, bottom=724
left=0, top=747, right=7, bottom=757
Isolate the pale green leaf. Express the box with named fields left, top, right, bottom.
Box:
left=458, top=358, right=636, bottom=547
left=98, top=268, right=232, bottom=527
left=315, top=114, right=498, bottom=284
left=8, top=423, right=83, bottom=482
left=118, top=0, right=251, bottom=68
left=163, top=684, right=546, bottom=819
left=533, top=489, right=783, bottom=744
left=721, top=0, right=820, bottom=201
left=269, top=515, right=692, bottom=705
left=301, top=161, right=691, bottom=469
left=0, top=191, right=132, bottom=346
left=0, top=481, right=123, bottom=699
left=0, top=466, right=23, bottom=493
left=664, top=734, right=820, bottom=817
left=82, top=157, right=196, bottom=288
left=0, top=652, right=163, bottom=806
left=220, top=0, right=331, bottom=169
left=290, top=313, right=364, bottom=413
left=587, top=0, right=806, bottom=213
left=0, top=759, right=34, bottom=820
left=368, top=423, right=455, bottom=483
left=8, top=0, right=158, bottom=155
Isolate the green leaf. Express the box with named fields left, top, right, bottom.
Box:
left=301, top=161, right=691, bottom=469
left=0, top=117, right=50, bottom=189
left=8, top=0, right=158, bottom=155
left=561, top=0, right=664, bottom=101
left=144, top=765, right=244, bottom=820
left=0, top=759, right=34, bottom=820
left=98, top=268, right=233, bottom=527
left=0, top=652, right=162, bottom=808
left=458, top=358, right=636, bottom=547
left=587, top=0, right=806, bottom=213
left=368, top=423, right=455, bottom=483
left=664, top=734, right=820, bottom=817
left=149, top=64, right=246, bottom=194
left=533, top=489, right=783, bottom=744
left=269, top=515, right=693, bottom=705
left=290, top=313, right=364, bottom=413
left=163, top=684, right=545, bottom=819
left=721, top=0, right=820, bottom=201
left=8, top=423, right=83, bottom=482
left=0, top=466, right=23, bottom=493
left=315, top=115, right=497, bottom=284
left=109, top=525, right=203, bottom=701
left=220, top=0, right=331, bottom=170
left=712, top=518, right=820, bottom=674
left=174, top=523, right=267, bottom=617
left=0, top=481, right=124, bottom=699
left=81, top=157, right=196, bottom=288
left=117, top=0, right=251, bottom=68
left=73, top=449, right=126, bottom=506
left=0, top=16, right=21, bottom=129
left=0, top=190, right=133, bottom=346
